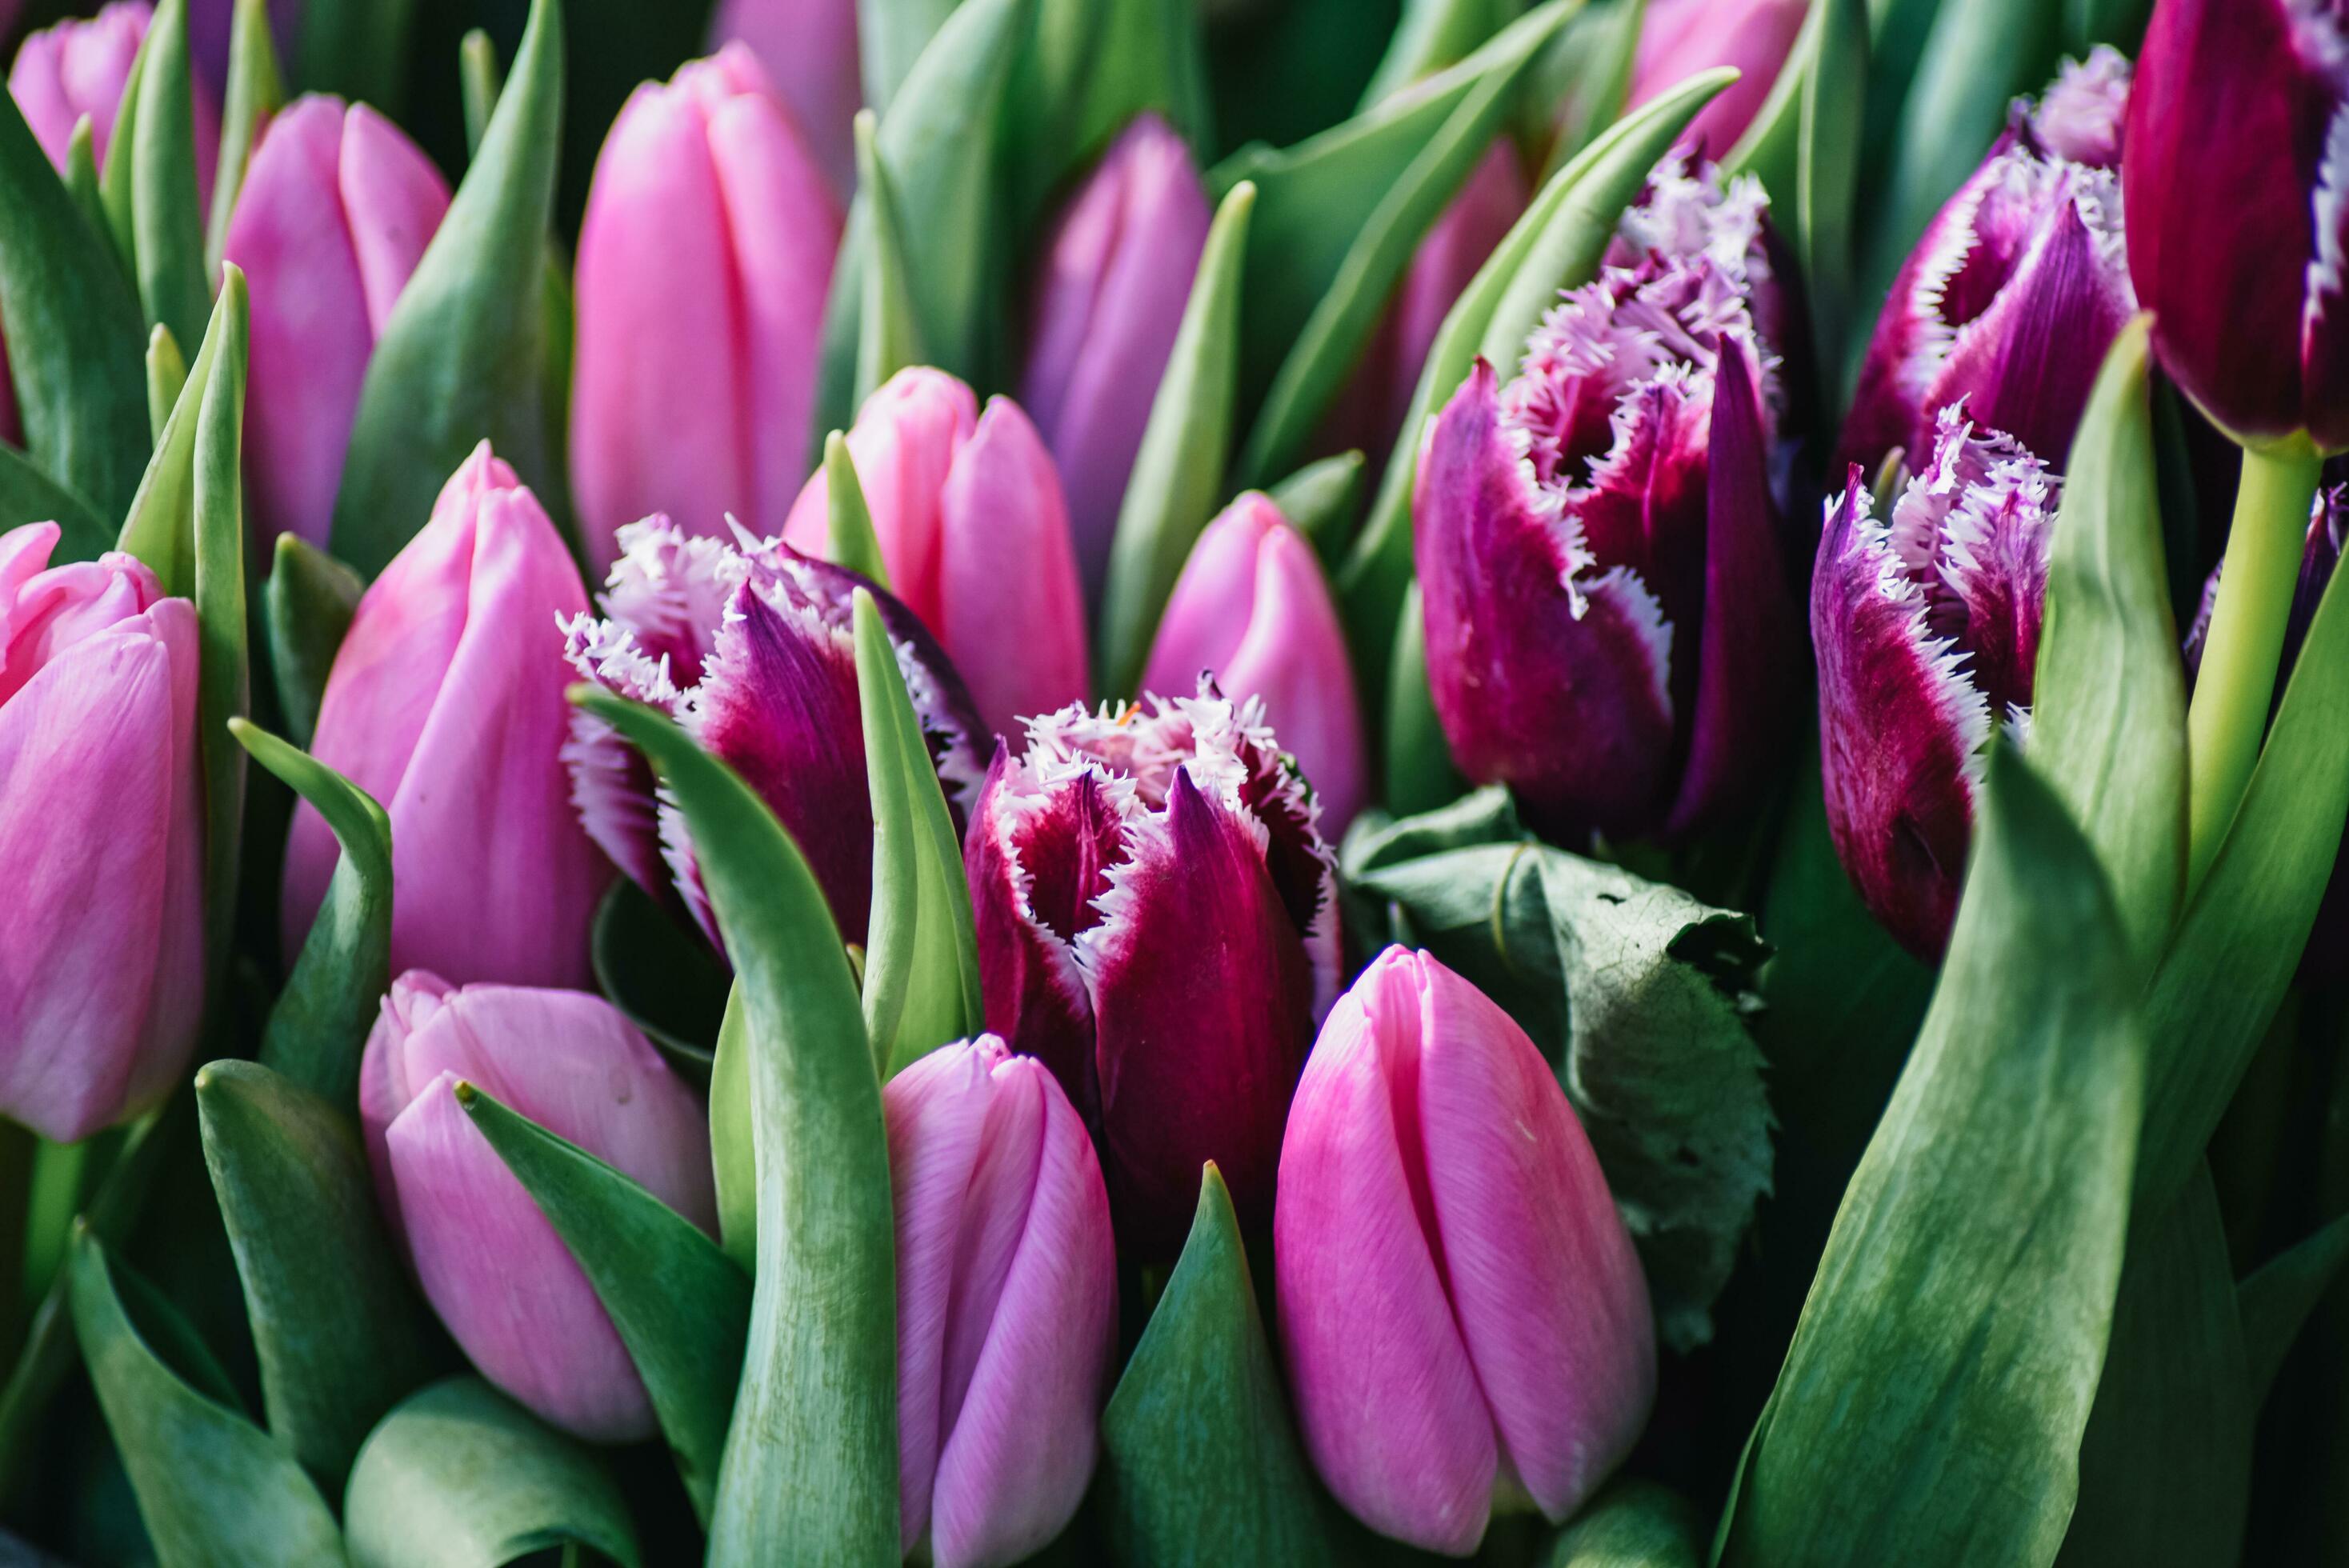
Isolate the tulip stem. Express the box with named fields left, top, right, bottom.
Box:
left=2186, top=441, right=2327, bottom=889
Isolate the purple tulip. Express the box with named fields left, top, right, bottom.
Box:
left=2125, top=0, right=2349, bottom=450
left=1625, top=0, right=1808, bottom=156
left=187, top=0, right=298, bottom=102
left=284, top=445, right=606, bottom=990
left=783, top=368, right=1090, bottom=738
left=1141, top=492, right=1367, bottom=831
left=1814, top=410, right=2057, bottom=958
left=962, top=682, right=1339, bottom=1256
left=0, top=525, right=201, bottom=1143
left=1414, top=154, right=1798, bottom=844
left=1843, top=50, right=2135, bottom=481
left=887, top=1035, right=1116, bottom=1568
left=9, top=2, right=219, bottom=190
left=571, top=44, right=842, bottom=576
left=562, top=516, right=988, bottom=951
left=359, top=970, right=717, bottom=1442
left=1276, top=946, right=1655, bottom=1556
left=222, top=95, right=451, bottom=550
left=708, top=0, right=859, bottom=201
left=1018, top=114, right=1213, bottom=606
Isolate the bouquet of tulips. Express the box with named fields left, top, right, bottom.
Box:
left=2, top=0, right=2346, bottom=1561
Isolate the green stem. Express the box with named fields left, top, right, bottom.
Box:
left=2187, top=442, right=2327, bottom=889
left=17, top=1138, right=89, bottom=1314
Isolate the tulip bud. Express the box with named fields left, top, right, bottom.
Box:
left=0, top=524, right=202, bottom=1142
left=709, top=0, right=860, bottom=201
left=963, top=682, right=1338, bottom=1255
left=571, top=45, right=842, bottom=574
left=783, top=368, right=1090, bottom=737
left=284, top=445, right=606, bottom=989
left=886, top=1035, right=1116, bottom=1568
left=1813, top=410, right=2057, bottom=958
left=187, top=0, right=298, bottom=102
left=1141, top=493, right=1367, bottom=830
left=562, top=517, right=988, bottom=950
left=9, top=2, right=220, bottom=187
left=1843, top=50, right=2135, bottom=481
left=222, top=95, right=452, bottom=549
left=1625, top=0, right=1809, bottom=157
left=2125, top=0, right=2349, bottom=450
left=1276, top=946, right=1655, bottom=1556
left=359, top=971, right=717, bottom=1442
left=1415, top=154, right=1798, bottom=843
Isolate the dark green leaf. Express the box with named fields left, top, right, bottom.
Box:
left=590, top=877, right=726, bottom=1086
left=1794, top=0, right=1868, bottom=392
left=1003, top=0, right=1211, bottom=220
left=852, top=113, right=926, bottom=406
left=1545, top=1478, right=1704, bottom=1567
left=1526, top=0, right=1644, bottom=183
left=2067, top=0, right=2152, bottom=50
left=262, top=534, right=364, bottom=748
left=193, top=270, right=252, bottom=1010
left=102, top=0, right=211, bottom=355
left=2237, top=1213, right=2349, bottom=1408
left=1379, top=582, right=1463, bottom=817
left=294, top=0, right=420, bottom=113
left=1266, top=450, right=1364, bottom=563
left=1363, top=0, right=1527, bottom=106
left=206, top=0, right=286, bottom=276
left=0, top=442, right=110, bottom=559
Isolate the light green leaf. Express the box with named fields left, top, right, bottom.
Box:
left=1363, top=0, right=1527, bottom=107
left=711, top=980, right=754, bottom=1270
left=1266, top=450, right=1364, bottom=562
left=824, top=432, right=891, bottom=587
left=2237, top=1213, right=2349, bottom=1409
left=294, top=0, right=420, bottom=113
left=1381, top=582, right=1463, bottom=817
left=262, top=533, right=364, bottom=748
left=852, top=110, right=926, bottom=410
left=862, top=0, right=962, bottom=116
left=102, top=0, right=210, bottom=354
left=459, top=30, right=501, bottom=157
left=194, top=269, right=252, bottom=1009
left=206, top=0, right=286, bottom=277
left=1528, top=0, right=1645, bottom=182
left=1546, top=1478, right=1706, bottom=1567
left=147, top=322, right=187, bottom=441
left=1794, top=0, right=1868, bottom=392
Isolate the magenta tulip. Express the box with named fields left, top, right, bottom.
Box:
left=709, top=0, right=859, bottom=200
left=284, top=445, right=606, bottom=989
left=1625, top=0, right=1807, bottom=156
left=359, top=971, right=716, bottom=1443
left=0, top=526, right=201, bottom=1142
left=887, top=1035, right=1116, bottom=1568
left=571, top=44, right=841, bottom=574
left=9, top=2, right=219, bottom=187
left=1276, top=946, right=1655, bottom=1556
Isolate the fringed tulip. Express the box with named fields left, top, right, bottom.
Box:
left=359, top=972, right=716, bottom=1443
left=0, top=526, right=201, bottom=1142
left=963, top=682, right=1338, bottom=1255
left=1276, top=947, right=1655, bottom=1556
left=10, top=2, right=218, bottom=180
left=887, top=1036, right=1116, bottom=1568
left=1625, top=0, right=1807, bottom=157
left=284, top=446, right=606, bottom=989
left=708, top=0, right=861, bottom=199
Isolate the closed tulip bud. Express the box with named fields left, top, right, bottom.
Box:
left=1415, top=155, right=1798, bottom=843
left=1276, top=947, right=1655, bottom=1556
left=284, top=445, right=606, bottom=989
left=222, top=95, right=451, bottom=549
left=572, top=45, right=841, bottom=574
left=887, top=1035, right=1116, bottom=1568
left=709, top=0, right=859, bottom=201
left=359, top=971, right=716, bottom=1442
left=1141, top=493, right=1367, bottom=830
left=1843, top=51, right=2136, bottom=480
left=562, top=517, right=987, bottom=950
left=783, top=368, right=1090, bottom=736
left=1814, top=410, right=2056, bottom=958
left=0, top=525, right=201, bottom=1142
left=9, top=2, right=219, bottom=186
left=963, top=682, right=1338, bottom=1255
left=1625, top=0, right=1809, bottom=157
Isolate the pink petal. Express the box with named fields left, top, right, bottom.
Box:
left=338, top=102, right=452, bottom=338
left=710, top=0, right=861, bottom=199
left=783, top=368, right=979, bottom=627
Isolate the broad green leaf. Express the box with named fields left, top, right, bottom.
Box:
left=1094, top=179, right=1255, bottom=698
left=206, top=0, right=286, bottom=276
left=1717, top=750, right=2144, bottom=1568
left=1546, top=1478, right=1705, bottom=1566
left=1381, top=582, right=1463, bottom=817
left=262, top=533, right=364, bottom=747
left=590, top=878, right=726, bottom=1085
left=343, top=1378, right=640, bottom=1568
left=1266, top=450, right=1364, bottom=562
left=1794, top=0, right=1867, bottom=392
left=102, top=0, right=210, bottom=354
left=462, top=1084, right=750, bottom=1525
left=862, top=0, right=962, bottom=115
left=0, top=442, right=110, bottom=559
left=2238, top=1213, right=2349, bottom=1407
left=571, top=690, right=895, bottom=1565
left=294, top=0, right=420, bottom=113
left=1363, top=0, right=1526, bottom=106
left=196, top=1060, right=443, bottom=1488
left=1095, top=1165, right=1340, bottom=1566
left=147, top=322, right=187, bottom=440
left=852, top=112, right=926, bottom=406
left=1003, top=0, right=1212, bottom=220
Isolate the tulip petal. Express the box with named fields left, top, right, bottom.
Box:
left=938, top=399, right=1089, bottom=735
left=783, top=368, right=979, bottom=627
left=1140, top=494, right=1280, bottom=699
left=711, top=0, right=861, bottom=199
left=338, top=102, right=454, bottom=338
left=1215, top=516, right=1367, bottom=831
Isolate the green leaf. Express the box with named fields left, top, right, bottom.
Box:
left=147, top=322, right=188, bottom=442
left=710, top=980, right=754, bottom=1270
left=571, top=689, right=895, bottom=1565
left=461, top=1083, right=750, bottom=1525
left=1380, top=582, right=1463, bottom=817
left=1527, top=0, right=1646, bottom=183
left=206, top=0, right=286, bottom=277
left=342, top=1378, right=640, bottom=1568
left=196, top=1060, right=444, bottom=1489
left=331, top=0, right=562, bottom=579
left=1363, top=0, right=1526, bottom=106
left=1716, top=750, right=2145, bottom=1568
left=1794, top=0, right=1868, bottom=394
left=852, top=112, right=926, bottom=406
left=1545, top=1478, right=1705, bottom=1567
left=862, top=0, right=962, bottom=116
left=65, top=115, right=109, bottom=252
left=1266, top=450, right=1365, bottom=563
left=70, top=1234, right=346, bottom=1566
left=459, top=30, right=502, bottom=158
left=194, top=269, right=252, bottom=1009
left=2067, top=0, right=2153, bottom=50
left=1095, top=1165, right=1341, bottom=1566
left=102, top=0, right=211, bottom=355
left=1002, top=0, right=1212, bottom=221
left=1094, top=178, right=1255, bottom=698
left=590, top=877, right=726, bottom=1086
left=823, top=432, right=891, bottom=586
left=2237, top=1213, right=2349, bottom=1408
left=294, top=0, right=420, bottom=113
left=0, top=442, right=111, bottom=560
left=262, top=533, right=365, bottom=748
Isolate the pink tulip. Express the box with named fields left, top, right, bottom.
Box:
left=0, top=525, right=202, bottom=1143
left=10, top=2, right=220, bottom=190
left=571, top=45, right=841, bottom=575
left=1276, top=947, right=1655, bottom=1555
left=1141, top=493, right=1367, bottom=830
left=708, top=0, right=859, bottom=201
left=360, top=971, right=716, bottom=1443
left=1624, top=0, right=1808, bottom=157
left=222, top=94, right=451, bottom=549
left=784, top=368, right=1089, bottom=738
left=887, top=1035, right=1116, bottom=1568
left=283, top=445, right=606, bottom=989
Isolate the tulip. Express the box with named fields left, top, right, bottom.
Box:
left=9, top=2, right=220, bottom=187
left=887, top=1035, right=1116, bottom=1568
left=963, top=682, right=1338, bottom=1255
left=1140, top=493, right=1367, bottom=830
left=1624, top=0, right=1808, bottom=157
left=1019, top=114, right=1213, bottom=605
left=187, top=0, right=298, bottom=102
left=0, top=525, right=201, bottom=1143
left=222, top=95, right=451, bottom=550
left=359, top=971, right=716, bottom=1442
left=782, top=368, right=1090, bottom=737
left=284, top=445, right=606, bottom=989
left=571, top=44, right=841, bottom=576
left=562, top=516, right=988, bottom=950
left=1813, top=410, right=2057, bottom=959
left=1276, top=946, right=1655, bottom=1556
left=1842, top=50, right=2135, bottom=482
left=708, top=0, right=859, bottom=202
left=1414, top=154, right=1798, bottom=844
